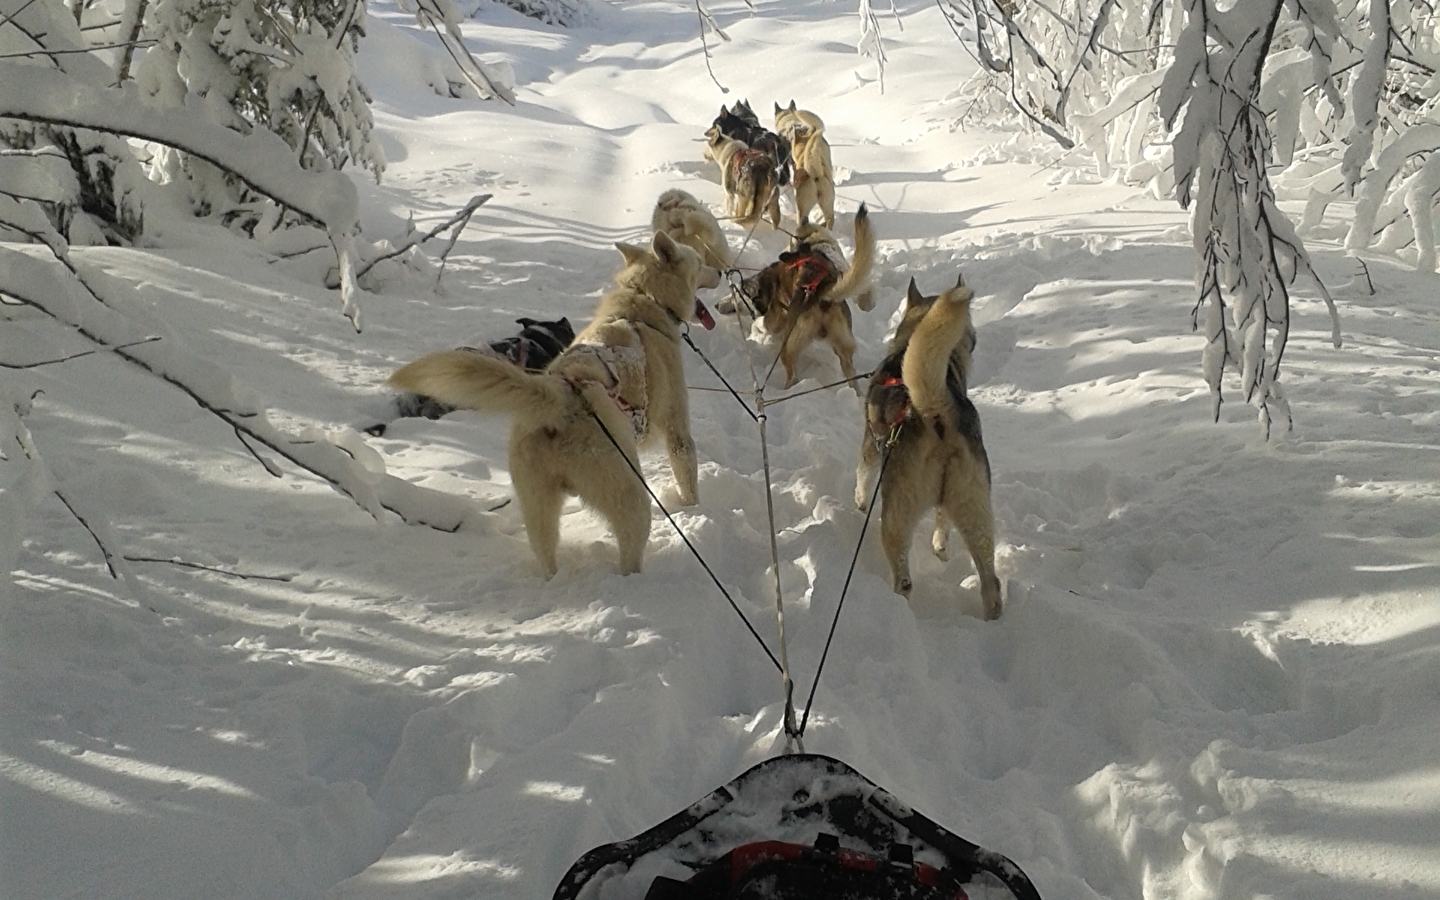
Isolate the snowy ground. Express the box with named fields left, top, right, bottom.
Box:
left=4, top=1, right=1440, bottom=899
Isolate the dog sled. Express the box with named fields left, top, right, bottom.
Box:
left=553, top=753, right=1043, bottom=900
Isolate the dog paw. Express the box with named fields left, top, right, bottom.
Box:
left=895, top=577, right=912, bottom=596
left=931, top=534, right=949, bottom=560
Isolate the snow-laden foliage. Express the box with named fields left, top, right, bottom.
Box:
left=484, top=0, right=590, bottom=27
left=943, top=0, right=1438, bottom=434
left=131, top=0, right=385, bottom=224
left=950, top=0, right=1440, bottom=274
left=1159, top=0, right=1340, bottom=437
left=396, top=0, right=516, bottom=102
left=0, top=59, right=370, bottom=325
left=0, top=193, right=481, bottom=532
left=0, top=0, right=152, bottom=244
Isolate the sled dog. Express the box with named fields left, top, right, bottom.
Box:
left=713, top=102, right=792, bottom=188
left=705, top=125, right=781, bottom=229
left=740, top=204, right=875, bottom=388
left=774, top=101, right=835, bottom=228
left=854, top=275, right=1001, bottom=619
left=366, top=317, right=575, bottom=436
left=651, top=189, right=732, bottom=271
left=389, top=231, right=721, bottom=577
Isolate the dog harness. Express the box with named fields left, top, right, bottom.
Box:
left=783, top=250, right=835, bottom=299
left=562, top=331, right=649, bottom=437
left=730, top=147, right=767, bottom=181
left=871, top=374, right=910, bottom=450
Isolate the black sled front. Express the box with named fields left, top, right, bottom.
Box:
left=552, top=754, right=1042, bottom=900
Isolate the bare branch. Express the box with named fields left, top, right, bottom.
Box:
left=52, top=489, right=120, bottom=578
left=355, top=193, right=491, bottom=281
left=123, top=555, right=296, bottom=582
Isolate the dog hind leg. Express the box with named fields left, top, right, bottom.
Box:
left=941, top=461, right=1002, bottom=619
left=512, top=458, right=564, bottom=579
left=825, top=318, right=858, bottom=386
left=931, top=507, right=950, bottom=560
left=879, top=475, right=925, bottom=596
left=572, top=415, right=652, bottom=575
left=818, top=176, right=835, bottom=229
left=855, top=434, right=880, bottom=511
left=779, top=313, right=820, bottom=388
left=794, top=177, right=816, bottom=226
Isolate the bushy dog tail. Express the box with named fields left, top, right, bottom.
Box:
left=828, top=204, right=875, bottom=303
left=388, top=349, right=571, bottom=429
left=900, top=277, right=976, bottom=420
left=735, top=156, right=775, bottom=227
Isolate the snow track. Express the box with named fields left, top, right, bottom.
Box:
left=4, top=1, right=1439, bottom=899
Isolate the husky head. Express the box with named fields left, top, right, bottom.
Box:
left=730, top=99, right=761, bottom=127
left=711, top=107, right=754, bottom=144
left=890, top=274, right=972, bottom=354
left=615, top=231, right=721, bottom=325
left=774, top=100, right=821, bottom=143
left=703, top=124, right=736, bottom=160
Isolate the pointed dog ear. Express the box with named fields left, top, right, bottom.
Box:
left=955, top=272, right=966, bottom=288
left=906, top=277, right=923, bottom=306
left=774, top=101, right=783, bottom=115
left=650, top=229, right=680, bottom=263
left=788, top=99, right=797, bottom=111
left=616, top=242, right=648, bottom=267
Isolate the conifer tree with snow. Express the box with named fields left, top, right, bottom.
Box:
left=129, top=0, right=385, bottom=231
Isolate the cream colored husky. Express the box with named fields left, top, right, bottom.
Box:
left=389, top=231, right=720, bottom=577
left=855, top=275, right=1001, bottom=619
left=651, top=188, right=731, bottom=271
left=774, top=100, right=835, bottom=228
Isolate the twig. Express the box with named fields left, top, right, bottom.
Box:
left=0, top=39, right=156, bottom=59
left=696, top=0, right=731, bottom=94
left=2, top=243, right=465, bottom=533
left=0, top=335, right=160, bottom=369
left=431, top=199, right=481, bottom=287
left=0, top=0, right=46, bottom=31
left=412, top=0, right=515, bottom=104
left=235, top=427, right=283, bottom=477
left=355, top=194, right=491, bottom=281
left=123, top=555, right=295, bottom=582
left=1352, top=256, right=1375, bottom=294
left=52, top=489, right=120, bottom=578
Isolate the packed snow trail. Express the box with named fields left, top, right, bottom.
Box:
left=3, top=2, right=1439, bottom=900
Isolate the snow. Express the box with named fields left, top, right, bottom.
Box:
left=3, top=1, right=1440, bottom=899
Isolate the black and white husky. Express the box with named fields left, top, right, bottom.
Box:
left=367, top=317, right=575, bottom=435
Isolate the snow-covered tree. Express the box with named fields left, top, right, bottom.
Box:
left=0, top=0, right=153, bottom=244
left=1157, top=0, right=1341, bottom=437
left=944, top=0, right=1434, bottom=435
left=129, top=0, right=384, bottom=227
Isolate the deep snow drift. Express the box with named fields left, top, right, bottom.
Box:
left=3, top=2, right=1439, bottom=900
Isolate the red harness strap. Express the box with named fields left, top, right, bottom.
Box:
left=784, top=251, right=833, bottom=297
left=730, top=147, right=766, bottom=179
left=874, top=374, right=911, bottom=435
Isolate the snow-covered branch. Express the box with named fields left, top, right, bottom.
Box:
left=0, top=59, right=370, bottom=326
left=0, top=197, right=483, bottom=533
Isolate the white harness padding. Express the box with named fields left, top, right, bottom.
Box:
left=562, top=326, right=649, bottom=437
